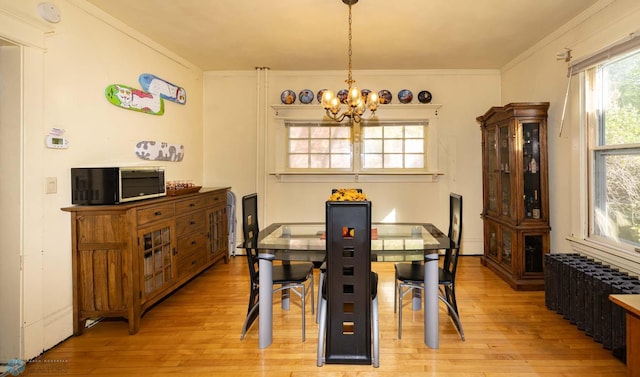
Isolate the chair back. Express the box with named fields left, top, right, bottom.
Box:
left=443, top=193, right=463, bottom=279
left=324, top=200, right=372, bottom=364
left=242, top=193, right=260, bottom=285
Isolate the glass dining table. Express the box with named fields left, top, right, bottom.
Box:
left=255, top=222, right=451, bottom=349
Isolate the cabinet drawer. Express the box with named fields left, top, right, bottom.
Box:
left=176, top=197, right=207, bottom=214
left=176, top=248, right=207, bottom=278
left=204, top=191, right=226, bottom=207
left=137, top=204, right=175, bottom=226
left=176, top=212, right=205, bottom=237
left=176, top=233, right=207, bottom=277
left=177, top=232, right=207, bottom=256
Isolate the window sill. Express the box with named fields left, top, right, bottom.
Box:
left=567, top=236, right=640, bottom=277
left=270, top=171, right=443, bottom=183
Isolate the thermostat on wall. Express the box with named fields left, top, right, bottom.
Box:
left=45, top=134, right=69, bottom=149
left=46, top=127, right=69, bottom=149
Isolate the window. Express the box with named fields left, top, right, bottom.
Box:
left=585, top=48, right=640, bottom=250
left=285, top=121, right=428, bottom=173
left=361, top=123, right=425, bottom=170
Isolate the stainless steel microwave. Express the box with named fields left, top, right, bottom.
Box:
left=71, top=166, right=166, bottom=205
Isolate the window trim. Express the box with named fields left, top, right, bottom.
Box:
left=271, top=104, right=443, bottom=182
left=578, top=49, right=640, bottom=255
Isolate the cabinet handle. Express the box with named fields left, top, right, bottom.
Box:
left=191, top=240, right=197, bottom=245
left=190, top=220, right=196, bottom=225
left=191, top=260, right=197, bottom=265
left=172, top=248, right=177, bottom=256
left=154, top=211, right=162, bottom=216
left=189, top=203, right=196, bottom=207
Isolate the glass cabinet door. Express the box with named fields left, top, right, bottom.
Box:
left=486, top=128, right=498, bottom=213
left=140, top=222, right=174, bottom=297
left=524, top=234, right=544, bottom=273
left=522, top=122, right=542, bottom=220
left=499, top=125, right=511, bottom=217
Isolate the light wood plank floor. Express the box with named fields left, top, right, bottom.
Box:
left=22, top=256, right=626, bottom=376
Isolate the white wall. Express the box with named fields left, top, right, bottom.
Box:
left=0, top=0, right=204, bottom=360
left=501, top=0, right=640, bottom=274
left=203, top=69, right=501, bottom=254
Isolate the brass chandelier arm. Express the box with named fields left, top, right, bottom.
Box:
left=321, top=0, right=378, bottom=125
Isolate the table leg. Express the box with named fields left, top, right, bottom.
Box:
left=258, top=257, right=273, bottom=349
left=424, top=253, right=439, bottom=348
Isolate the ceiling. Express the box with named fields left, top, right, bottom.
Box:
left=83, top=0, right=599, bottom=71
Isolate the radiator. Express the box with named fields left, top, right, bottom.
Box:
left=545, top=253, right=640, bottom=362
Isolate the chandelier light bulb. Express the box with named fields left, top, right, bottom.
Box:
left=322, top=90, right=335, bottom=110
left=367, top=92, right=379, bottom=111
left=348, top=86, right=361, bottom=107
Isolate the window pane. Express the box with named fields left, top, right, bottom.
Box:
left=363, top=139, right=382, bottom=153
left=310, top=139, right=330, bottom=153
left=362, top=126, right=382, bottom=138
left=289, top=127, right=309, bottom=138
left=405, top=125, right=424, bottom=138
left=310, top=154, right=330, bottom=168
left=405, top=154, right=425, bottom=168
left=331, top=127, right=351, bottom=138
left=310, top=127, right=331, bottom=138
left=384, top=139, right=403, bottom=153
left=594, top=150, right=640, bottom=247
left=289, top=140, right=308, bottom=153
left=601, top=51, right=640, bottom=146
left=363, top=154, right=382, bottom=168
left=384, top=154, right=403, bottom=168
left=405, top=139, right=424, bottom=153
left=331, top=139, right=351, bottom=153
left=383, top=126, right=403, bottom=138
left=289, top=155, right=308, bottom=168
left=331, top=154, right=351, bottom=168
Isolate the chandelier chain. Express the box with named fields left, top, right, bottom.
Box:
left=347, top=3, right=354, bottom=86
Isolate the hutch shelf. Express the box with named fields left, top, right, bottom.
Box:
left=62, top=187, right=230, bottom=334
left=477, top=102, right=550, bottom=290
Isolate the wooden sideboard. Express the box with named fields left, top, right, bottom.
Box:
left=62, top=187, right=230, bottom=335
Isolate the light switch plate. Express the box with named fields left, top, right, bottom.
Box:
left=45, top=177, right=57, bottom=194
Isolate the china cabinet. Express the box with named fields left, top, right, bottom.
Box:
left=477, top=102, right=550, bottom=290
left=62, top=187, right=229, bottom=334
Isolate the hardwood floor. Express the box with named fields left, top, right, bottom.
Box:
left=22, top=256, right=626, bottom=376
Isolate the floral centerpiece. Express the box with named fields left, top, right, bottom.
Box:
left=328, top=188, right=368, bottom=201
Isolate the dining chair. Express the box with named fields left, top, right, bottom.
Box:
left=239, top=193, right=315, bottom=341
left=317, top=200, right=379, bottom=367
left=394, top=193, right=465, bottom=340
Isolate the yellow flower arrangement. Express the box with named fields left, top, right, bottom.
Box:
left=328, top=188, right=368, bottom=201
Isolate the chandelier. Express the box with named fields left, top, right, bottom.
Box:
left=321, top=0, right=379, bottom=124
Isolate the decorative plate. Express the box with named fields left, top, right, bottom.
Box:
left=398, top=89, right=413, bottom=104
left=299, top=89, right=314, bottom=104
left=378, top=89, right=392, bottom=104
left=317, top=89, right=328, bottom=103
left=418, top=90, right=432, bottom=104
left=281, top=90, right=296, bottom=104
left=337, top=89, right=349, bottom=104
left=361, top=89, right=371, bottom=102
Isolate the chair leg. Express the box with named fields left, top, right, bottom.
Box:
left=240, top=303, right=259, bottom=340
left=316, top=297, right=327, bottom=367
left=316, top=270, right=324, bottom=323
left=372, top=296, right=380, bottom=368
left=397, top=283, right=404, bottom=339
left=438, top=294, right=465, bottom=341
left=301, top=284, right=306, bottom=342
left=393, top=271, right=398, bottom=313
